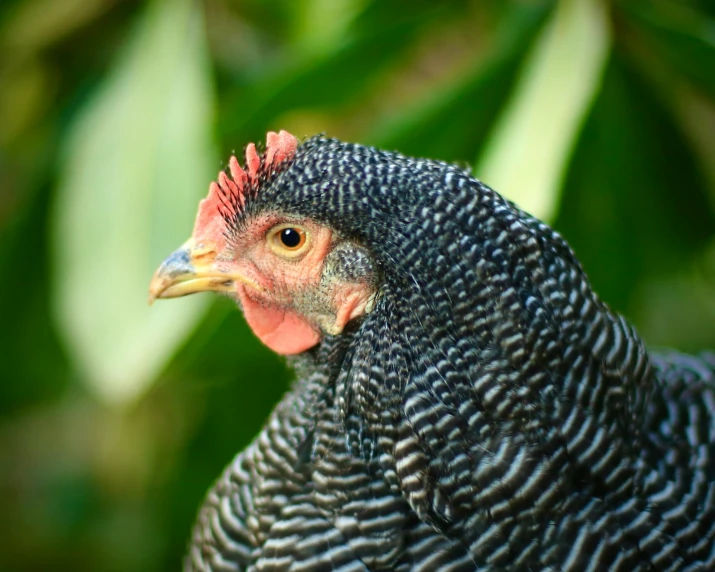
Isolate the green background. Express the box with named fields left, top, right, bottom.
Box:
left=1, top=0, right=714, bottom=570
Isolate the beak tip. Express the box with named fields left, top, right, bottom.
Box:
left=148, top=270, right=171, bottom=305
left=148, top=240, right=250, bottom=303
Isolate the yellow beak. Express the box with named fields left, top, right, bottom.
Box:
left=148, top=239, right=260, bottom=304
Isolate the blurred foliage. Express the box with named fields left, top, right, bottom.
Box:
left=0, top=0, right=714, bottom=570
left=53, top=0, right=215, bottom=404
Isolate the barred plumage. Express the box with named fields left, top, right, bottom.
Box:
left=152, top=135, right=715, bottom=571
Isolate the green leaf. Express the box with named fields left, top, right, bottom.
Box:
left=477, top=0, right=611, bottom=222
left=555, top=54, right=715, bottom=315
left=217, top=2, right=462, bottom=144
left=289, top=0, right=370, bottom=53
left=367, top=3, right=550, bottom=162
left=52, top=0, right=216, bottom=405
left=620, top=0, right=715, bottom=99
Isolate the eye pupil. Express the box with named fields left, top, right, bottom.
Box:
left=280, top=228, right=302, bottom=248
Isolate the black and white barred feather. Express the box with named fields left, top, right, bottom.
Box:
left=186, top=136, right=715, bottom=571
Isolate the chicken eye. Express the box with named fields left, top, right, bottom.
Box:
left=279, top=228, right=304, bottom=249
left=268, top=224, right=309, bottom=258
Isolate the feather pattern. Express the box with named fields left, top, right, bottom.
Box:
left=185, top=136, right=715, bottom=571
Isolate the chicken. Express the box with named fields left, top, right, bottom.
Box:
left=149, top=131, right=715, bottom=571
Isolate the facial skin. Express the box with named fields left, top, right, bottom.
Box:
left=149, top=212, right=378, bottom=355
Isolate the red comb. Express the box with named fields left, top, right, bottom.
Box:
left=244, top=143, right=260, bottom=183
left=191, top=130, right=298, bottom=243
left=265, top=130, right=298, bottom=166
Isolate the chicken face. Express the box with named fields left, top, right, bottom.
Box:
left=149, top=131, right=377, bottom=355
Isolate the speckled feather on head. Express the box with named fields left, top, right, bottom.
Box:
left=151, top=133, right=715, bottom=571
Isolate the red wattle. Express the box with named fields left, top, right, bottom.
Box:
left=237, top=288, right=321, bottom=355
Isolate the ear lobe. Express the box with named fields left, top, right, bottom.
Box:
left=237, top=286, right=321, bottom=355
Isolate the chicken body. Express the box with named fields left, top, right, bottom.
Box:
left=152, top=135, right=715, bottom=571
